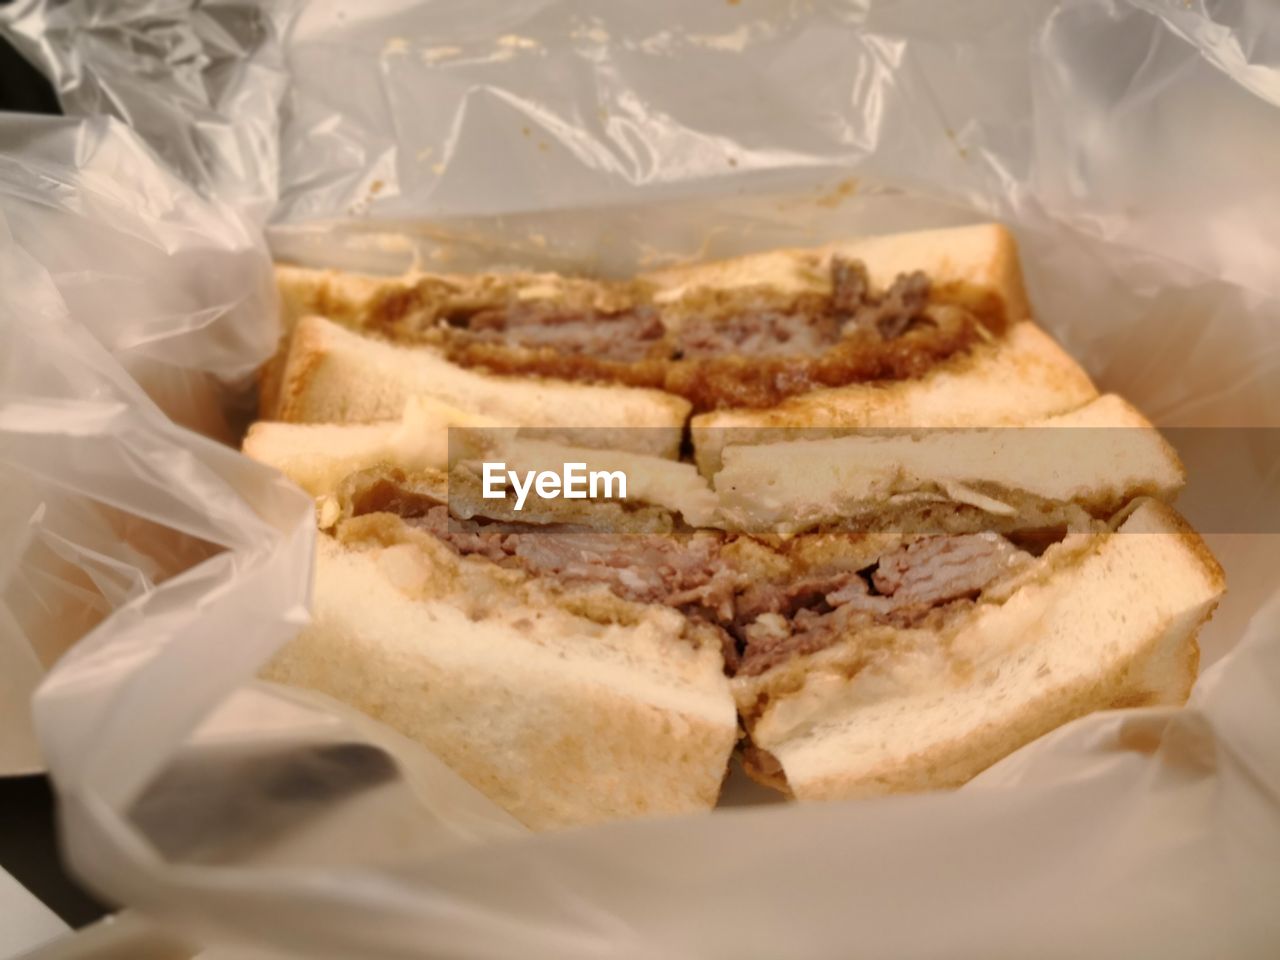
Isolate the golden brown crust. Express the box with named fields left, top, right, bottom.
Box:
left=272, top=314, right=333, bottom=422
left=277, top=263, right=649, bottom=337
left=739, top=742, right=792, bottom=796
left=689, top=321, right=1100, bottom=475
left=441, top=341, right=669, bottom=391
left=257, top=335, right=290, bottom=420
left=666, top=321, right=981, bottom=412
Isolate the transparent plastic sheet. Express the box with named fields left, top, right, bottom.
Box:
left=0, top=203, right=317, bottom=791
left=0, top=0, right=297, bottom=222
left=0, top=114, right=277, bottom=439
left=0, top=112, right=289, bottom=774
left=0, top=0, right=1277, bottom=957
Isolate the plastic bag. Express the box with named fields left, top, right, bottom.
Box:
left=0, top=112, right=291, bottom=775
left=2, top=0, right=1279, bottom=957
left=0, top=0, right=295, bottom=221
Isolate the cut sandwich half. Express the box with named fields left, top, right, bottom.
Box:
left=259, top=466, right=738, bottom=831
left=732, top=498, right=1224, bottom=800
left=269, top=224, right=1098, bottom=464
left=712, top=407, right=1221, bottom=798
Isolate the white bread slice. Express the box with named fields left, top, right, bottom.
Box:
left=272, top=315, right=690, bottom=458
left=244, top=396, right=507, bottom=499
left=486, top=437, right=719, bottom=527
left=713, top=394, right=1184, bottom=533
left=263, top=530, right=736, bottom=830
left=735, top=498, right=1224, bottom=802
left=691, top=322, right=1099, bottom=475
left=243, top=405, right=718, bottom=528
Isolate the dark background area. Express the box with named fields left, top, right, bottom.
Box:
left=0, top=28, right=112, bottom=931
left=0, top=31, right=58, bottom=115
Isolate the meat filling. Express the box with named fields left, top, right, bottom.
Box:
left=735, top=534, right=1032, bottom=677
left=409, top=506, right=742, bottom=619
left=373, top=498, right=1031, bottom=678
left=454, top=303, right=667, bottom=363
left=431, top=258, right=981, bottom=411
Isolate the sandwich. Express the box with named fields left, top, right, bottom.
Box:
left=254, top=452, right=737, bottom=831
left=707, top=426, right=1222, bottom=799
left=245, top=222, right=1222, bottom=825
left=728, top=499, right=1222, bottom=798
left=267, top=223, right=1099, bottom=466
left=243, top=399, right=1222, bottom=823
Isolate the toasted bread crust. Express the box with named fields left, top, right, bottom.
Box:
left=273, top=313, right=334, bottom=421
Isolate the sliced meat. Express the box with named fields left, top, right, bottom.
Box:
left=675, top=310, right=842, bottom=359
left=660, top=260, right=931, bottom=360
left=737, top=609, right=838, bottom=677
left=661, top=327, right=974, bottom=411
left=512, top=532, right=741, bottom=618
left=829, top=256, right=870, bottom=314
left=451, top=303, right=665, bottom=363
left=831, top=258, right=931, bottom=339
left=736, top=597, right=943, bottom=678
left=432, top=257, right=980, bottom=412
left=822, top=571, right=930, bottom=622
left=406, top=507, right=741, bottom=618
left=737, top=604, right=872, bottom=677
left=737, top=534, right=1030, bottom=676
left=408, top=505, right=521, bottom=564
left=871, top=533, right=1029, bottom=606
left=387, top=497, right=1030, bottom=679
left=736, top=571, right=863, bottom=620
left=849, top=270, right=930, bottom=339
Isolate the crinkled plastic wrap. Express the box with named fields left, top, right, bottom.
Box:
left=0, top=0, right=295, bottom=221
left=2, top=0, right=1279, bottom=957
left=0, top=112, right=291, bottom=776
left=0, top=114, right=278, bottom=440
